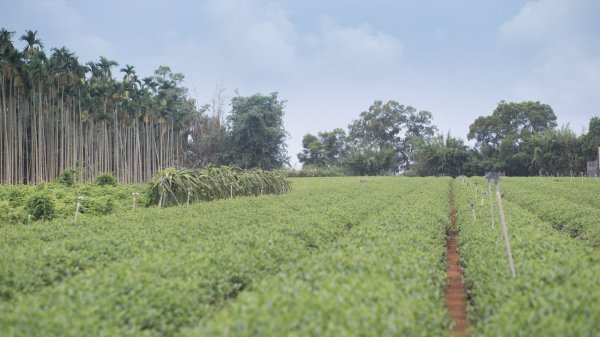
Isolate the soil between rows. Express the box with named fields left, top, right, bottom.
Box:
left=446, top=192, right=469, bottom=337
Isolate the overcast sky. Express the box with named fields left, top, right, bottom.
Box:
left=2, top=0, right=599, bottom=167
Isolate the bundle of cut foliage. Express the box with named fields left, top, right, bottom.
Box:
left=147, top=166, right=292, bottom=207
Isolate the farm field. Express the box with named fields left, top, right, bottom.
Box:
left=1, top=176, right=599, bottom=336
left=455, top=177, right=600, bottom=337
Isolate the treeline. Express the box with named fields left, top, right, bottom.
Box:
left=0, top=28, right=287, bottom=184
left=298, top=100, right=600, bottom=177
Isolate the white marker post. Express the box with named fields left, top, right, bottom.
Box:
left=74, top=196, right=83, bottom=221
left=132, top=192, right=139, bottom=211
left=486, top=173, right=495, bottom=229
left=490, top=172, right=516, bottom=279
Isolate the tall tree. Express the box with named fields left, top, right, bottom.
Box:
left=298, top=128, right=347, bottom=168
left=521, top=127, right=585, bottom=176
left=347, top=100, right=436, bottom=173
left=467, top=101, right=557, bottom=174
left=298, top=133, right=324, bottom=167
left=582, top=117, right=600, bottom=160
left=227, top=92, right=288, bottom=169
left=413, top=134, right=471, bottom=177
left=1, top=27, right=203, bottom=184
left=185, top=85, right=229, bottom=167
left=318, top=128, right=347, bottom=167
left=468, top=101, right=557, bottom=149
left=20, top=29, right=43, bottom=60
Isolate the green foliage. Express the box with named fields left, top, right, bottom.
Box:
left=454, top=177, right=600, bottom=336
left=184, top=177, right=452, bottom=337
left=501, top=177, right=600, bottom=245
left=297, top=133, right=324, bottom=166
left=58, top=168, right=79, bottom=187
left=227, top=92, right=288, bottom=169
left=298, top=128, right=347, bottom=168
left=147, top=166, right=291, bottom=207
left=297, top=100, right=436, bottom=175
left=26, top=193, right=56, bottom=221
left=95, top=173, right=117, bottom=186
left=467, top=101, right=559, bottom=175
left=347, top=100, right=437, bottom=173
left=0, top=177, right=448, bottom=336
left=582, top=116, right=600, bottom=159
left=0, top=201, right=26, bottom=223
left=412, top=134, right=473, bottom=177
left=0, top=182, right=145, bottom=224
left=344, top=145, right=399, bottom=176
left=468, top=101, right=557, bottom=150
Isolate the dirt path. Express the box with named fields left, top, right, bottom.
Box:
left=446, top=192, right=469, bottom=337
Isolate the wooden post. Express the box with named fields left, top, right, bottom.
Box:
left=470, top=202, right=476, bottom=222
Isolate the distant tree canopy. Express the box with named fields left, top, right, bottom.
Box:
left=226, top=93, right=288, bottom=169
left=297, top=128, right=347, bottom=168
left=2, top=28, right=597, bottom=181
left=468, top=101, right=557, bottom=150
left=412, top=134, right=472, bottom=177
left=298, top=100, right=436, bottom=175
left=0, top=28, right=289, bottom=184
left=299, top=99, right=598, bottom=177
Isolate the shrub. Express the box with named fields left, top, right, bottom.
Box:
left=58, top=168, right=79, bottom=187
left=95, top=173, right=117, bottom=186
left=26, top=193, right=56, bottom=221
left=0, top=201, right=24, bottom=223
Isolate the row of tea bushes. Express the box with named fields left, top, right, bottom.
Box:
left=1, top=177, right=417, bottom=336
left=184, top=177, right=453, bottom=337
left=454, top=177, right=600, bottom=337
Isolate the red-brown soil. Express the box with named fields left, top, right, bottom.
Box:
left=446, top=192, right=469, bottom=337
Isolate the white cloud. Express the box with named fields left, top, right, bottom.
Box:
left=305, top=15, right=403, bottom=77
left=22, top=0, right=112, bottom=60
left=200, top=0, right=300, bottom=77
left=190, top=1, right=403, bottom=83
left=498, top=0, right=600, bottom=125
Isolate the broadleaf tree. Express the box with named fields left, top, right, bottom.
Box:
left=347, top=100, right=436, bottom=174
left=227, top=92, right=288, bottom=169
left=467, top=100, right=558, bottom=174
